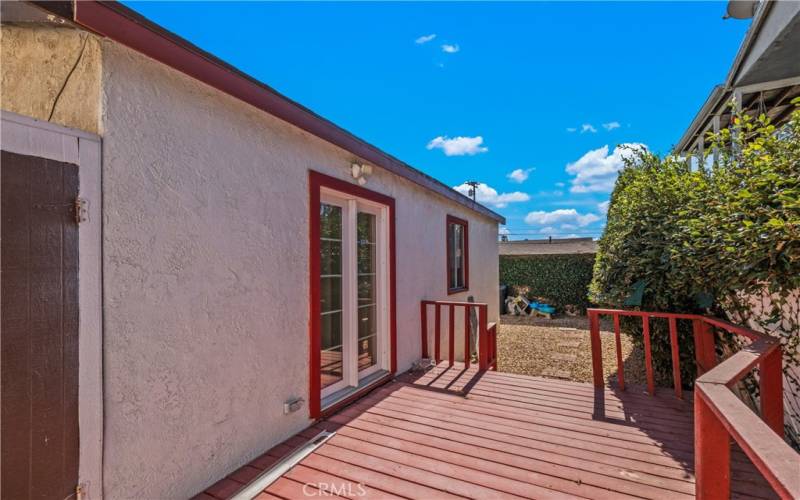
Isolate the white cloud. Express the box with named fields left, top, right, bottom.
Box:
left=602, top=121, right=621, bottom=131
left=415, top=34, right=437, bottom=44
left=524, top=208, right=600, bottom=227
left=499, top=227, right=510, bottom=236
left=566, top=127, right=577, bottom=133
left=453, top=182, right=530, bottom=208
left=581, top=124, right=597, bottom=134
left=598, top=200, right=610, bottom=213
left=555, top=182, right=565, bottom=188
left=427, top=136, right=488, bottom=156
left=537, top=190, right=564, bottom=197
left=507, top=168, right=534, bottom=183
left=565, top=143, right=646, bottom=193
left=441, top=44, right=460, bottom=53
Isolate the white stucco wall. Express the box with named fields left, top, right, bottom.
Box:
left=99, top=40, right=499, bottom=498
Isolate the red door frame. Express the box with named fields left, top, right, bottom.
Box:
left=308, top=171, right=397, bottom=419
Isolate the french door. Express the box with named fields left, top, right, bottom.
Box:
left=319, top=189, right=389, bottom=399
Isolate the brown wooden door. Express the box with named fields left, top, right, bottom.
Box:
left=1, top=150, right=80, bottom=500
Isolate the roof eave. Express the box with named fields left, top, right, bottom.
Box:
left=674, top=0, right=777, bottom=154
left=34, top=0, right=505, bottom=224
left=674, top=85, right=727, bottom=153
left=724, top=0, right=775, bottom=87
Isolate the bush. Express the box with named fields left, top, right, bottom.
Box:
left=590, top=101, right=800, bottom=443
left=500, top=253, right=595, bottom=311
left=589, top=147, right=701, bottom=386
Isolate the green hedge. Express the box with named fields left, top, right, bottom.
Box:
left=500, top=253, right=595, bottom=311
left=590, top=102, right=799, bottom=446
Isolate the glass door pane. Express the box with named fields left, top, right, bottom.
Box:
left=319, top=193, right=386, bottom=402
left=320, top=203, right=343, bottom=389
left=448, top=223, right=458, bottom=289
left=456, top=225, right=465, bottom=288
left=356, top=212, right=378, bottom=374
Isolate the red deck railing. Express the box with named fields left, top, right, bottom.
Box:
left=420, top=300, right=497, bottom=371
left=588, top=308, right=799, bottom=499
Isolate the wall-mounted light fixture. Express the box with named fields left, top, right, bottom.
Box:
left=351, top=162, right=373, bottom=186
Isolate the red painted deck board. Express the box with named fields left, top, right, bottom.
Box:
left=297, top=454, right=456, bottom=499
left=199, top=363, right=778, bottom=499
left=335, top=408, right=694, bottom=492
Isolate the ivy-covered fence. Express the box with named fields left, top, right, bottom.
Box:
left=500, top=253, right=595, bottom=311
left=590, top=101, right=800, bottom=446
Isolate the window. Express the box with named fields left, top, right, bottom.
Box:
left=446, top=215, right=469, bottom=293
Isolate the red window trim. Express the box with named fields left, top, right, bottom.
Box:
left=446, top=214, right=469, bottom=295
left=308, top=170, right=397, bottom=419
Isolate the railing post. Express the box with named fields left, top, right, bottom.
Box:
left=421, top=302, right=428, bottom=359
left=668, top=317, right=682, bottom=399
left=693, top=319, right=717, bottom=375
left=478, top=304, right=488, bottom=370
left=643, top=316, right=655, bottom=396
left=464, top=306, right=471, bottom=368
left=613, top=314, right=625, bottom=391
left=695, top=390, right=730, bottom=500
left=589, top=311, right=603, bottom=388
left=434, top=303, right=441, bottom=364
left=760, top=346, right=784, bottom=436
left=448, top=306, right=455, bottom=367
left=490, top=325, right=497, bottom=370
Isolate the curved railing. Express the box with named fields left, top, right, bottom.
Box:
left=587, top=308, right=799, bottom=499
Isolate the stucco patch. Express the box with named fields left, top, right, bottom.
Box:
left=0, top=25, right=101, bottom=133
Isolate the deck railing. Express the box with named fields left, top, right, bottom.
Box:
left=587, top=308, right=799, bottom=499
left=420, top=300, right=497, bottom=371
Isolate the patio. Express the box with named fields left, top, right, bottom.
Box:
left=196, top=363, right=775, bottom=499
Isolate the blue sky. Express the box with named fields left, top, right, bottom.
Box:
left=124, top=1, right=750, bottom=239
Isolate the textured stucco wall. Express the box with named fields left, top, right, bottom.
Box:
left=99, top=40, right=498, bottom=498
left=0, top=25, right=101, bottom=134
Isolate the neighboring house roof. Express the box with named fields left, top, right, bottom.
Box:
left=499, top=238, right=598, bottom=256
left=21, top=0, right=505, bottom=224
left=675, top=0, right=800, bottom=154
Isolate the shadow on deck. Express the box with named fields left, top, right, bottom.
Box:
left=197, top=363, right=777, bottom=499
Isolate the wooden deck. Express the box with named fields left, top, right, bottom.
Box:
left=197, top=363, right=777, bottom=499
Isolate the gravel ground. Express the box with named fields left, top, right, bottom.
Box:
left=497, top=314, right=647, bottom=385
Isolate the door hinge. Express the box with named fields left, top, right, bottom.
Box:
left=74, top=197, right=89, bottom=224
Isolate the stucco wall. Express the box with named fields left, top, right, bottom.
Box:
left=0, top=26, right=101, bottom=134
left=99, top=40, right=498, bottom=498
